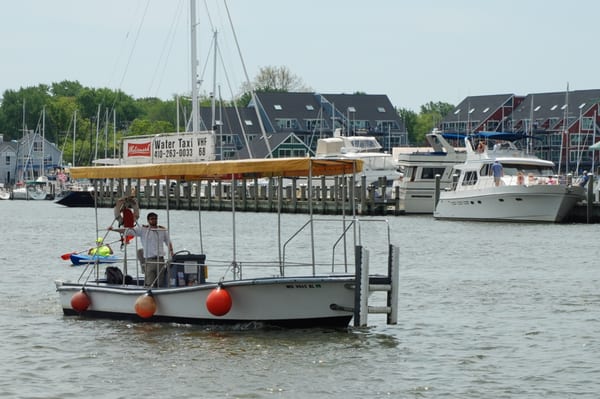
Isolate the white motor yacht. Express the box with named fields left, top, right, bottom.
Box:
left=433, top=133, right=585, bottom=223
left=392, top=130, right=466, bottom=213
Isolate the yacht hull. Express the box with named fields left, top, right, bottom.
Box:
left=434, top=185, right=584, bottom=222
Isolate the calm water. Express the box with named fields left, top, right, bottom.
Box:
left=1, top=200, right=599, bottom=398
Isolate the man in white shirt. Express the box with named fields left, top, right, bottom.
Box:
left=110, top=212, right=174, bottom=287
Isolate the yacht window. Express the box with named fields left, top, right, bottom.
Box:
left=502, top=163, right=554, bottom=176
left=480, top=164, right=490, bottom=176
left=462, top=171, right=478, bottom=186
left=421, top=167, right=446, bottom=179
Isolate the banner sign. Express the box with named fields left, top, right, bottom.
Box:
left=123, top=132, right=216, bottom=164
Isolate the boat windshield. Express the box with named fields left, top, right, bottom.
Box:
left=499, top=163, right=554, bottom=176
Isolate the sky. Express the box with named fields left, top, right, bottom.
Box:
left=3, top=0, right=600, bottom=112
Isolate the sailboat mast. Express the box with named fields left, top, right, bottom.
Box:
left=73, top=110, right=77, bottom=167
left=211, top=29, right=218, bottom=130
left=113, top=109, right=117, bottom=159
left=528, top=95, right=534, bottom=154
left=42, top=106, right=46, bottom=177
left=563, top=85, right=569, bottom=175
left=593, top=110, right=597, bottom=174
left=190, top=0, right=199, bottom=133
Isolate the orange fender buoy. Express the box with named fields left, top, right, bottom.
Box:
left=206, top=286, right=232, bottom=316
left=134, top=292, right=156, bottom=319
left=71, top=290, right=91, bottom=313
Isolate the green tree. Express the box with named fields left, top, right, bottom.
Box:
left=420, top=101, right=454, bottom=116
left=128, top=119, right=175, bottom=135
left=236, top=65, right=311, bottom=106
left=411, top=101, right=455, bottom=144
left=76, top=88, right=140, bottom=122
left=252, top=65, right=310, bottom=92
left=0, top=85, right=52, bottom=140
left=51, top=80, right=84, bottom=97
left=46, top=96, right=78, bottom=145
left=398, top=108, right=418, bottom=143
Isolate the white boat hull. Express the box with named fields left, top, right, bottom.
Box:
left=11, top=187, right=48, bottom=200
left=399, top=187, right=436, bottom=214
left=434, top=185, right=584, bottom=222
left=56, top=275, right=359, bottom=328
left=393, top=131, right=466, bottom=214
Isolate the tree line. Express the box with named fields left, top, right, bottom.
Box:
left=0, top=68, right=454, bottom=166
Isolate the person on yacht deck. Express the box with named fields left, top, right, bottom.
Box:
left=491, top=160, right=503, bottom=186
left=477, top=141, right=487, bottom=153
left=579, top=171, right=590, bottom=187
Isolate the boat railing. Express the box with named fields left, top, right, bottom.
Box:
left=281, top=216, right=391, bottom=276
left=72, top=216, right=393, bottom=285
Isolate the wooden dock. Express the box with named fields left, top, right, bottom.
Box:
left=86, top=176, right=600, bottom=223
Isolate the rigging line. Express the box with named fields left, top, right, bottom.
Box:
left=223, top=0, right=270, bottom=157
left=215, top=43, right=251, bottom=158
left=148, top=0, right=185, bottom=98
left=197, top=33, right=216, bottom=91
left=109, top=0, right=151, bottom=113
left=59, top=111, right=75, bottom=152
left=202, top=0, right=216, bottom=31
left=104, top=2, right=145, bottom=95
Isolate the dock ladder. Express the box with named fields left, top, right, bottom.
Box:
left=353, top=244, right=400, bottom=327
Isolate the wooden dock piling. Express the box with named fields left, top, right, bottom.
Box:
left=92, top=176, right=401, bottom=216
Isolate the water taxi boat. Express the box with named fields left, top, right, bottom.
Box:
left=55, top=158, right=399, bottom=328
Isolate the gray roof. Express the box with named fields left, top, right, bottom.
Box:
left=237, top=132, right=309, bottom=159
left=252, top=92, right=406, bottom=133
left=510, top=89, right=600, bottom=130
left=198, top=106, right=262, bottom=136
left=447, top=93, right=516, bottom=125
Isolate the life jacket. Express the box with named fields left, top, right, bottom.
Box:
left=90, top=246, right=111, bottom=256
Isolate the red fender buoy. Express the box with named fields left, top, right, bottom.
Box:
left=206, top=286, right=232, bottom=316
left=71, top=290, right=91, bottom=313
left=134, top=292, right=156, bottom=319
